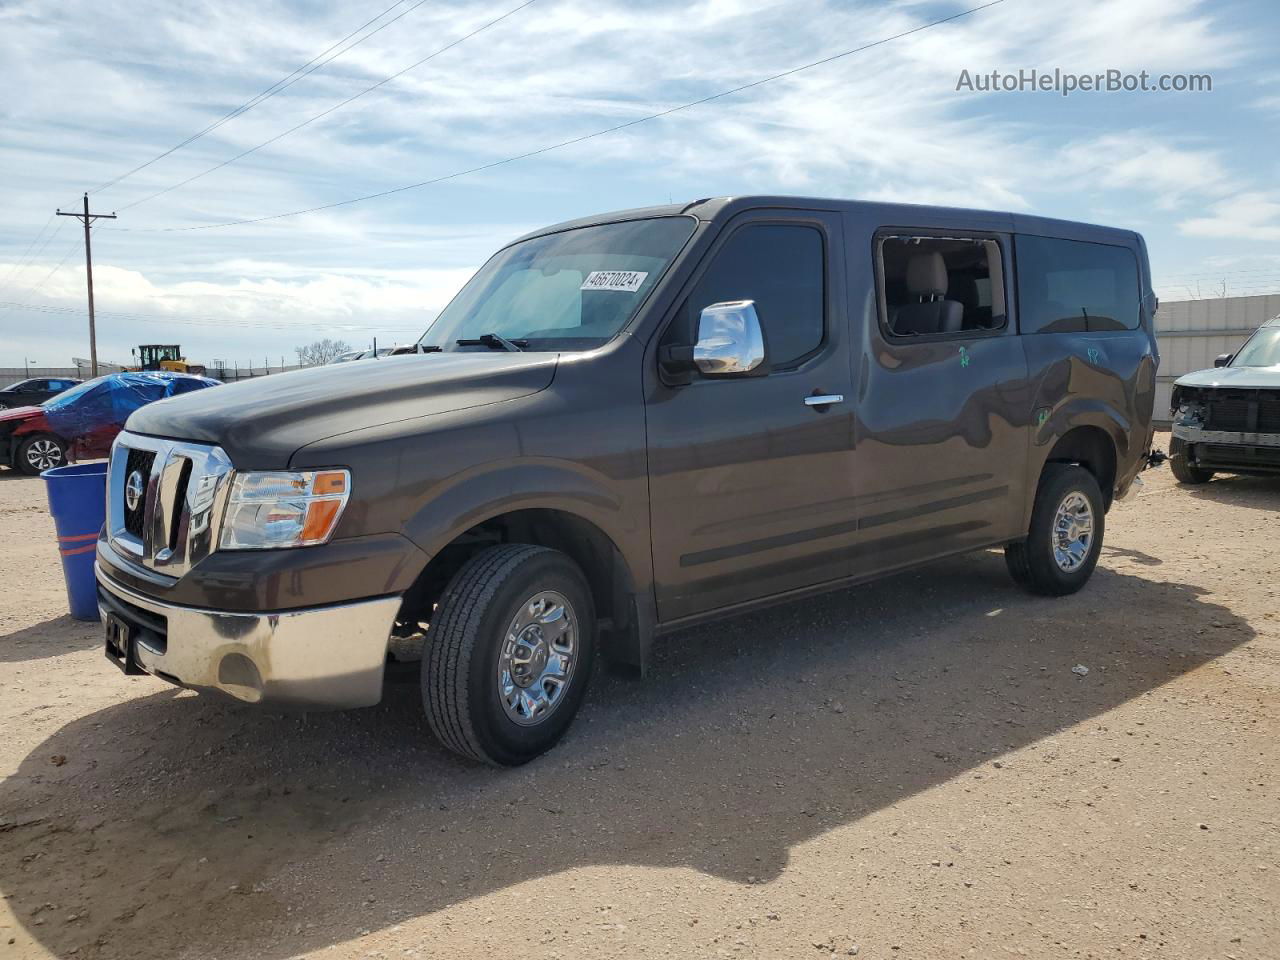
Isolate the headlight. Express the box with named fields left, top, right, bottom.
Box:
left=219, top=469, right=350, bottom=550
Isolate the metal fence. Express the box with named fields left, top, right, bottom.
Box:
left=1153, top=293, right=1280, bottom=424
left=0, top=363, right=126, bottom=389
left=204, top=364, right=307, bottom=383
left=0, top=362, right=310, bottom=389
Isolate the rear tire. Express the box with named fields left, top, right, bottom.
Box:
left=422, top=544, right=596, bottom=766
left=1005, top=464, right=1105, bottom=596
left=16, top=434, right=67, bottom=475
left=1169, top=437, right=1212, bottom=485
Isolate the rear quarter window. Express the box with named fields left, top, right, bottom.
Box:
left=1015, top=235, right=1141, bottom=334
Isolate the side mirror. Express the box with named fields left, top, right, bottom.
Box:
left=1214, top=353, right=1232, bottom=368
left=693, top=300, right=765, bottom=376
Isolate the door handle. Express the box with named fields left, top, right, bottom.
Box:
left=804, top=394, right=845, bottom=407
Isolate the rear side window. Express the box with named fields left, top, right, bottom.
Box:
left=876, top=234, right=1007, bottom=338
left=1015, top=235, right=1141, bottom=333
left=686, top=223, right=825, bottom=368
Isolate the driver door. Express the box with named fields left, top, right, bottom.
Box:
left=644, top=209, right=856, bottom=622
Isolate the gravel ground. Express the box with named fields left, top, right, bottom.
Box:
left=1, top=441, right=1277, bottom=960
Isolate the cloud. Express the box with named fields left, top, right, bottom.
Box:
left=1, top=0, right=1275, bottom=364
left=1179, top=192, right=1280, bottom=243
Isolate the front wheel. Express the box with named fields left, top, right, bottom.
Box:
left=422, top=544, right=596, bottom=766
left=16, top=434, right=67, bottom=475
left=1169, top=437, right=1213, bottom=485
left=1005, top=464, right=1105, bottom=596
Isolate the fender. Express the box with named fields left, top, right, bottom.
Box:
left=401, top=457, right=657, bottom=674
left=1024, top=397, right=1129, bottom=527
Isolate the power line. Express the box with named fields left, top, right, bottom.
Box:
left=115, top=0, right=539, bottom=213
left=135, top=0, right=1007, bottom=233
left=0, top=213, right=56, bottom=288
left=89, top=0, right=430, bottom=197
left=0, top=238, right=81, bottom=310
left=0, top=220, right=66, bottom=294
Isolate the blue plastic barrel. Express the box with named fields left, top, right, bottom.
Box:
left=42, top=462, right=108, bottom=621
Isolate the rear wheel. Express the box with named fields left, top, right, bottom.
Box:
left=422, top=544, right=596, bottom=766
left=1169, top=437, right=1212, bottom=485
left=1005, top=464, right=1105, bottom=596
left=16, top=434, right=67, bottom=475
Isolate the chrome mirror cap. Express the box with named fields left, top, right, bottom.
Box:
left=694, top=300, right=765, bottom=375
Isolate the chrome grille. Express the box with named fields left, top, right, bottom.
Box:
left=107, top=432, right=234, bottom=578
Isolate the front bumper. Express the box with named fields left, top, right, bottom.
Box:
left=1171, top=423, right=1280, bottom=474
left=95, top=564, right=402, bottom=709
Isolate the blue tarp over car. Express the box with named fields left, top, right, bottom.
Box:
left=41, top=372, right=221, bottom=439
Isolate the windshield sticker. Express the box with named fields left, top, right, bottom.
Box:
left=581, top=270, right=648, bottom=293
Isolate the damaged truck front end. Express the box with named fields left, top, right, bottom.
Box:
left=1169, top=316, right=1280, bottom=483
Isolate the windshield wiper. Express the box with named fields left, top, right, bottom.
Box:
left=456, top=333, right=526, bottom=352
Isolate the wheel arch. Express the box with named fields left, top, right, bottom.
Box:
left=1037, top=424, right=1118, bottom=511
left=398, top=502, right=655, bottom=676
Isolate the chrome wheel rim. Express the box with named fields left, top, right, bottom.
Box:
left=26, top=439, right=64, bottom=471
left=497, top=590, right=577, bottom=726
left=1052, top=491, right=1094, bottom=572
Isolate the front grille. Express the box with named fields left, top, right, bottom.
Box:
left=1203, top=392, right=1280, bottom=435
left=1205, top=398, right=1251, bottom=432
left=122, top=447, right=155, bottom=537
left=1259, top=398, right=1280, bottom=433
left=107, top=432, right=233, bottom=578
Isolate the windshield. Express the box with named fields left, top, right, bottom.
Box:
left=1231, top=325, right=1280, bottom=367
left=421, top=216, right=696, bottom=351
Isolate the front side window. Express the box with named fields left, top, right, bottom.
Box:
left=685, top=223, right=825, bottom=368
left=422, top=216, right=696, bottom=352
left=1015, top=235, right=1141, bottom=334
left=877, top=234, right=1007, bottom=339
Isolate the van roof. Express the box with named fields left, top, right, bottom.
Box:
left=514, top=195, right=1140, bottom=248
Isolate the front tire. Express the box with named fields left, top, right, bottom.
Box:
left=1169, top=437, right=1213, bottom=484
left=1005, top=464, right=1105, bottom=596
left=16, top=434, right=67, bottom=475
left=422, top=544, right=596, bottom=766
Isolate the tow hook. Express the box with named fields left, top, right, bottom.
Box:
left=1144, top=448, right=1168, bottom=470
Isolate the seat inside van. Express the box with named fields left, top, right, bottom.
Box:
left=880, top=236, right=1004, bottom=336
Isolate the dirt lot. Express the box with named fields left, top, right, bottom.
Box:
left=1, top=443, right=1277, bottom=960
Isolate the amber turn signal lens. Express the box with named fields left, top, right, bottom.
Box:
left=312, top=471, right=347, bottom=496
left=301, top=498, right=344, bottom=542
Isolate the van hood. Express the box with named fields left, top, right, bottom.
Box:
left=126, top=352, right=559, bottom=468
left=1175, top=365, right=1280, bottom=391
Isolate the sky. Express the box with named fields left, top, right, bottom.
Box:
left=1, top=0, right=1278, bottom=370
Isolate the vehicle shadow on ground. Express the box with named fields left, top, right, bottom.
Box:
left=0, top=615, right=99, bottom=664
left=0, top=553, right=1251, bottom=960
left=1181, top=475, right=1280, bottom=511
left=1101, top=545, right=1163, bottom=566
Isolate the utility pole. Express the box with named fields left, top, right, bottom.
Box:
left=57, top=194, right=116, bottom=378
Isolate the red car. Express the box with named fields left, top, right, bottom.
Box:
left=0, top=372, right=220, bottom=475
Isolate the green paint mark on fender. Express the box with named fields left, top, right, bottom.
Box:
left=959, top=345, right=970, bottom=368
left=1087, top=347, right=1100, bottom=365
left=1037, top=408, right=1049, bottom=427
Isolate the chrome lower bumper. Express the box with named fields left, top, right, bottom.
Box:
left=95, top=565, right=402, bottom=710
left=1172, top=423, right=1280, bottom=448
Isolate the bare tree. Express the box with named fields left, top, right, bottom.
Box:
left=295, top=338, right=353, bottom=366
